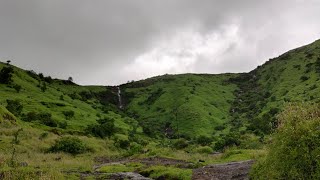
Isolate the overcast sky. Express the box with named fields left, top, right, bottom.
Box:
left=0, top=0, right=320, bottom=85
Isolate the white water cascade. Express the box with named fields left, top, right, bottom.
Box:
left=117, top=87, right=123, bottom=109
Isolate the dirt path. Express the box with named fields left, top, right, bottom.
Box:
left=192, top=160, right=255, bottom=180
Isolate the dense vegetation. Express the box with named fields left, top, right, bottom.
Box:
left=0, top=39, right=320, bottom=179
left=251, top=103, right=320, bottom=179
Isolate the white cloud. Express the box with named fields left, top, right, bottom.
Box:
left=122, top=23, right=242, bottom=81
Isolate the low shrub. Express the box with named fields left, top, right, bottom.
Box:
left=194, top=146, right=213, bottom=154
left=214, top=125, right=226, bottom=131
left=13, top=84, right=22, bottom=93
left=62, top=110, right=75, bottom=120
left=196, top=135, right=212, bottom=146
left=0, top=66, right=14, bottom=84
left=22, top=111, right=58, bottom=127
left=58, top=121, right=68, bottom=129
left=6, top=99, right=23, bottom=117
left=115, top=139, right=130, bottom=150
left=38, top=112, right=57, bottom=127
left=125, top=142, right=143, bottom=156
left=172, top=138, right=189, bottom=149
left=214, top=132, right=241, bottom=151
left=221, top=148, right=243, bottom=159
left=251, top=104, right=320, bottom=179
left=86, top=117, right=115, bottom=138
left=300, top=75, right=309, bottom=82
left=49, top=137, right=88, bottom=155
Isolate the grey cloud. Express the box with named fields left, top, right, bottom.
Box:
left=0, top=0, right=319, bottom=85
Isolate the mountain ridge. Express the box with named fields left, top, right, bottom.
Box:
left=1, top=39, right=320, bottom=139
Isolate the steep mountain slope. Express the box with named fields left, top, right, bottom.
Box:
left=229, top=39, right=320, bottom=135
left=122, top=39, right=320, bottom=138
left=0, top=62, right=134, bottom=134
left=121, top=74, right=237, bottom=138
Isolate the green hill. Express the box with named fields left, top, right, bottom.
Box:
left=229, top=39, right=320, bottom=135
left=0, top=61, right=137, bottom=135
left=2, top=39, right=320, bottom=140
left=121, top=39, right=320, bottom=139
left=121, top=74, right=237, bottom=138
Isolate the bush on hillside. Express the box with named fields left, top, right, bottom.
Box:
left=13, top=84, right=22, bottom=93
left=115, top=139, right=130, bottom=150
left=126, top=142, right=143, bottom=156
left=62, top=110, right=75, bottom=120
left=40, top=82, right=47, bottom=92
left=22, top=111, right=38, bottom=122
left=22, top=111, right=58, bottom=127
left=43, top=76, right=53, bottom=83
left=251, top=104, right=320, bottom=179
left=38, top=73, right=44, bottom=79
left=86, top=117, right=115, bottom=138
left=300, top=75, right=309, bottom=82
left=196, top=135, right=212, bottom=146
left=248, top=108, right=279, bottom=135
left=58, top=121, right=68, bottom=129
left=79, top=91, right=94, bottom=101
left=0, top=66, right=14, bottom=84
left=172, top=138, right=189, bottom=149
left=214, top=132, right=241, bottom=151
left=26, top=70, right=39, bottom=80
left=6, top=99, right=23, bottom=117
left=214, top=125, right=226, bottom=131
left=38, top=112, right=57, bottom=127
left=69, top=92, right=81, bottom=100
left=49, top=137, right=88, bottom=155
left=194, top=146, right=213, bottom=154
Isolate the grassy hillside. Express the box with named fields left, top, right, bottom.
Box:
left=0, top=62, right=134, bottom=134
left=122, top=39, right=320, bottom=139
left=229, top=39, right=320, bottom=135
left=122, top=74, right=237, bottom=138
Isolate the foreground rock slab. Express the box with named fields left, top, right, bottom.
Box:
left=192, top=160, right=254, bottom=180
left=107, top=172, right=152, bottom=180
left=80, top=172, right=152, bottom=180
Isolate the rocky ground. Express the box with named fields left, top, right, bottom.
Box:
left=78, top=157, right=254, bottom=180
left=192, top=160, right=255, bottom=180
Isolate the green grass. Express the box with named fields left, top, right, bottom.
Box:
left=140, top=165, right=192, bottom=180
left=123, top=74, right=237, bottom=137
left=99, top=162, right=143, bottom=173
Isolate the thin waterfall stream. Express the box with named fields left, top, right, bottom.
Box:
left=117, top=86, right=123, bottom=109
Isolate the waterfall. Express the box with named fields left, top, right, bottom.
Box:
left=117, top=86, right=123, bottom=109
